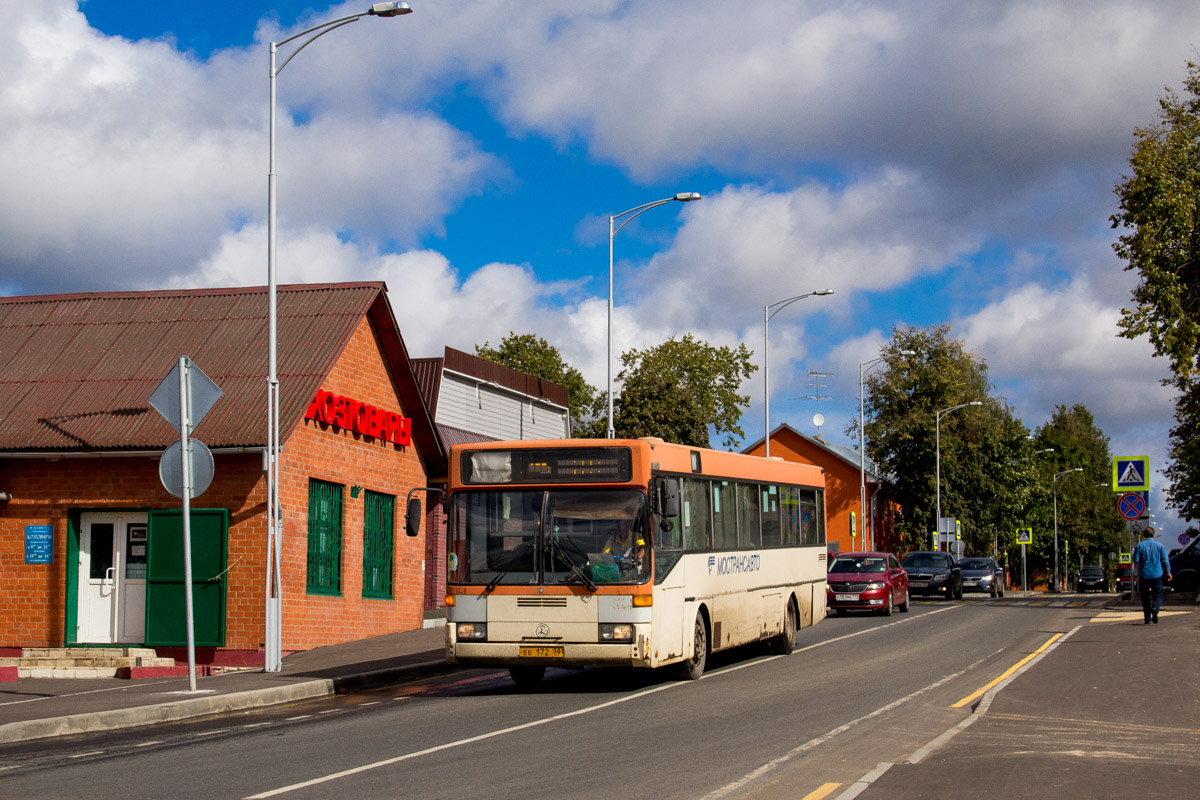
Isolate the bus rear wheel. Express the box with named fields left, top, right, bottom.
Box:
left=677, top=614, right=708, bottom=680
left=508, top=665, right=545, bottom=688
left=768, top=601, right=797, bottom=655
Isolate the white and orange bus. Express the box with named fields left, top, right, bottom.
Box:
left=413, top=438, right=828, bottom=686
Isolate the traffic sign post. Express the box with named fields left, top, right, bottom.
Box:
left=1016, top=528, right=1032, bottom=594
left=150, top=357, right=222, bottom=692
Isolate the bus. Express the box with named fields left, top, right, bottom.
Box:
left=412, top=438, right=828, bottom=686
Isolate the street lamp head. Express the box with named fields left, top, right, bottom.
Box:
left=814, top=289, right=835, bottom=296
left=969, top=401, right=983, bottom=406
left=674, top=192, right=702, bottom=202
left=369, top=2, right=413, bottom=16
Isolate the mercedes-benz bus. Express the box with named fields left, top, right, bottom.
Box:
left=411, top=438, right=827, bottom=686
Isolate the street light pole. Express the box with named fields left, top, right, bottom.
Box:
left=935, top=401, right=983, bottom=552
left=265, top=2, right=413, bottom=673
left=606, top=192, right=701, bottom=439
left=858, top=350, right=914, bottom=551
left=1052, top=467, right=1083, bottom=593
left=763, top=290, right=834, bottom=457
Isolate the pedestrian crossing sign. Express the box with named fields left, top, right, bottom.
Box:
left=1016, top=528, right=1032, bottom=544
left=1112, top=456, right=1150, bottom=491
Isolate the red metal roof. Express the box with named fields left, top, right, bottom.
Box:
left=0, top=283, right=445, bottom=474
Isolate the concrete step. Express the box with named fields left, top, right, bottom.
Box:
left=12, top=647, right=176, bottom=678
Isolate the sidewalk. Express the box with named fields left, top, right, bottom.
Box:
left=0, top=617, right=452, bottom=745
left=849, top=599, right=1200, bottom=799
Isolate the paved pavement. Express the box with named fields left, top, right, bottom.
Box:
left=845, top=593, right=1200, bottom=800
left=0, top=619, right=450, bottom=744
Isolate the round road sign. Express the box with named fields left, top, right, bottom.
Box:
left=1117, top=492, right=1145, bottom=520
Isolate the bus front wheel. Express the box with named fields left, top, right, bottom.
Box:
left=678, top=614, right=708, bottom=680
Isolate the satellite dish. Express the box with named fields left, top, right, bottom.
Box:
left=813, top=413, right=825, bottom=428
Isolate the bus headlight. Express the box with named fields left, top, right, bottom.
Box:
left=599, top=623, right=634, bottom=642
left=456, top=622, right=487, bottom=641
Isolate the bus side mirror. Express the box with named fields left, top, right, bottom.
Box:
left=655, top=477, right=680, bottom=517
left=405, top=497, right=422, bottom=537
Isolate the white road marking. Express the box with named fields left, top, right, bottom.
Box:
left=247, top=605, right=965, bottom=800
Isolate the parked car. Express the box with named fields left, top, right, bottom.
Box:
left=1076, top=565, right=1108, bottom=593
left=901, top=551, right=962, bottom=599
left=1168, top=535, right=1200, bottom=593
left=827, top=552, right=910, bottom=615
left=959, top=557, right=1005, bottom=597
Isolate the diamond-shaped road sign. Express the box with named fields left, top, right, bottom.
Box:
left=149, top=358, right=222, bottom=435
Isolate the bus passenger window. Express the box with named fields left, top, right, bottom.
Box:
left=737, top=482, right=761, bottom=548
left=683, top=478, right=711, bottom=551
left=781, top=485, right=800, bottom=546
left=712, top=481, right=737, bottom=550
left=761, top=485, right=781, bottom=547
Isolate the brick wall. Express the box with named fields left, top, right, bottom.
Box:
left=0, top=314, right=431, bottom=654
left=279, top=315, right=427, bottom=649
left=0, top=452, right=266, bottom=650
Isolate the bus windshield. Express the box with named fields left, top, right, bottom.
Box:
left=449, top=489, right=650, bottom=587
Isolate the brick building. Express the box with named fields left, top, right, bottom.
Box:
left=0, top=283, right=445, bottom=667
left=744, top=424, right=902, bottom=555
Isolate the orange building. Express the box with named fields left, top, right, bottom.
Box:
left=744, top=424, right=902, bottom=555
left=0, top=283, right=444, bottom=668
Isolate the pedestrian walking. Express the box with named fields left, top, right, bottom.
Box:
left=1132, top=528, right=1172, bottom=624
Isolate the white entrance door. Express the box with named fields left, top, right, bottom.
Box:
left=78, top=514, right=147, bottom=644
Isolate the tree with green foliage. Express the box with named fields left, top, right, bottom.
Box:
left=1112, top=60, right=1200, bottom=521
left=1026, top=405, right=1125, bottom=587
left=613, top=334, right=757, bottom=449
left=861, top=324, right=1034, bottom=555
left=475, top=333, right=602, bottom=436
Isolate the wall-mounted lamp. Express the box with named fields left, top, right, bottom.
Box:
left=0, top=490, right=11, bottom=502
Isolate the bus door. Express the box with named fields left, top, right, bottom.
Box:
left=651, top=476, right=686, bottom=664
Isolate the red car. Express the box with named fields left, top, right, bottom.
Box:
left=827, top=552, right=910, bottom=616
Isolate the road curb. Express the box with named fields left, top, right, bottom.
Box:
left=0, top=658, right=458, bottom=745
left=0, top=680, right=334, bottom=745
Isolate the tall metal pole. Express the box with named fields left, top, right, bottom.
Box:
left=606, top=193, right=701, bottom=439
left=859, top=359, right=866, bottom=548
left=764, top=304, right=771, bottom=457
left=1051, top=468, right=1082, bottom=593
left=265, top=3, right=413, bottom=673
left=763, top=290, right=834, bottom=458
left=935, top=401, right=982, bottom=552
left=178, top=357, right=197, bottom=691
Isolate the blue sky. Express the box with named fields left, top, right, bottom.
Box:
left=4, top=1, right=1197, bottom=536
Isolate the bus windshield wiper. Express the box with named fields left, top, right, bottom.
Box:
left=548, top=537, right=597, bottom=592
left=484, top=570, right=508, bottom=594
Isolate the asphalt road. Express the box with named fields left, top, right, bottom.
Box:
left=0, top=594, right=1152, bottom=800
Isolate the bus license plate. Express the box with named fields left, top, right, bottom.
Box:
left=835, top=593, right=859, bottom=601
left=519, top=646, right=564, bottom=658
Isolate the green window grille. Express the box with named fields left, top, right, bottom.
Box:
left=362, top=490, right=395, bottom=599
left=307, top=479, right=343, bottom=595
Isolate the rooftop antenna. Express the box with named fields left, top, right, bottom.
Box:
left=806, top=370, right=832, bottom=438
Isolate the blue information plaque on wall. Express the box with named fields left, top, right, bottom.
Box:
left=25, top=525, right=54, bottom=564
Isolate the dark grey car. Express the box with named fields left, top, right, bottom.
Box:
left=1077, top=565, right=1108, bottom=593
left=959, top=557, right=1005, bottom=597
left=901, top=551, right=962, bottom=599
